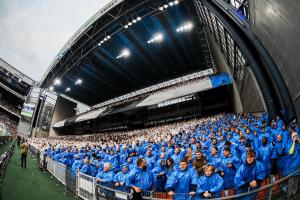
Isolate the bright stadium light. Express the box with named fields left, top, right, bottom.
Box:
left=117, top=48, right=130, bottom=59
left=75, top=79, right=82, bottom=85
left=65, top=87, right=71, bottom=92
left=159, top=1, right=180, bottom=11
left=54, top=78, right=61, bottom=86
left=122, top=49, right=130, bottom=57
left=147, top=33, right=164, bottom=44
left=49, top=86, right=54, bottom=91
left=176, top=21, right=194, bottom=32
left=124, top=17, right=142, bottom=29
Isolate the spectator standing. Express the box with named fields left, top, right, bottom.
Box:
left=20, top=139, right=29, bottom=168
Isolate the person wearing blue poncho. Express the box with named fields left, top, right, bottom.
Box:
left=273, top=134, right=286, bottom=173
left=171, top=146, right=183, bottom=168
left=144, top=149, right=156, bottom=170
left=207, top=147, right=221, bottom=170
left=80, top=157, right=91, bottom=175
left=152, top=159, right=167, bottom=192
left=190, top=165, right=224, bottom=199
left=126, top=158, right=153, bottom=194
left=234, top=150, right=265, bottom=195
left=114, top=165, right=129, bottom=188
left=219, top=147, right=240, bottom=189
left=165, top=158, right=197, bottom=199
left=71, top=154, right=82, bottom=172
left=257, top=137, right=276, bottom=176
left=96, top=162, right=115, bottom=184
left=166, top=158, right=177, bottom=178
left=96, top=162, right=115, bottom=198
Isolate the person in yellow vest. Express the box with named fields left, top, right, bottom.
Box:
left=285, top=131, right=300, bottom=198
left=20, top=139, right=29, bottom=168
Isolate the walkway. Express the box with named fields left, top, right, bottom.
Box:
left=1, top=146, right=77, bottom=200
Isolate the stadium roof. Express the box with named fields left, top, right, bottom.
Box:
left=40, top=0, right=212, bottom=106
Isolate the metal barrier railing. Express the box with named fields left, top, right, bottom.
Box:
left=54, top=161, right=67, bottom=185
left=46, top=157, right=55, bottom=175
left=28, top=145, right=300, bottom=200
left=77, top=172, right=96, bottom=200
left=0, top=141, right=15, bottom=186
left=66, top=167, right=77, bottom=194
left=29, top=145, right=46, bottom=170
left=94, top=169, right=300, bottom=200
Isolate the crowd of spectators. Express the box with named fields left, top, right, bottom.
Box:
left=28, top=113, right=300, bottom=199
left=0, top=97, right=21, bottom=115
left=0, top=113, right=18, bottom=136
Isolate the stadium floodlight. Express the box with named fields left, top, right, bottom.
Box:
left=117, top=48, right=130, bottom=59
left=176, top=21, right=194, bottom=32
left=54, top=78, right=61, bottom=86
left=128, top=22, right=133, bottom=26
left=65, top=87, right=71, bottom=92
left=107, top=35, right=111, bottom=39
left=158, top=6, right=164, bottom=11
left=75, top=79, right=82, bottom=85
left=164, top=4, right=168, bottom=9
left=49, top=86, right=54, bottom=91
left=125, top=25, right=129, bottom=29
left=147, top=33, right=164, bottom=44
left=133, top=19, right=137, bottom=23
left=169, top=2, right=174, bottom=6
left=137, top=17, right=142, bottom=21
left=174, top=0, right=180, bottom=4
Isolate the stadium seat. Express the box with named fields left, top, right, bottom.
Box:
left=153, top=192, right=172, bottom=199
left=256, top=178, right=270, bottom=200
left=271, top=173, right=284, bottom=198
left=221, top=188, right=235, bottom=197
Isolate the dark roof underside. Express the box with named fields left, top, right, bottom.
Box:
left=54, top=1, right=209, bottom=106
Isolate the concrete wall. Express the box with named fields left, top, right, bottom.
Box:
left=49, top=96, right=76, bottom=136
left=240, top=67, right=266, bottom=113
left=206, top=28, right=242, bottom=113
left=251, top=0, right=300, bottom=121
left=206, top=27, right=265, bottom=113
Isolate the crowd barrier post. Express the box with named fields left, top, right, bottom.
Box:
left=267, top=176, right=274, bottom=200
left=77, top=172, right=96, bottom=200
left=65, top=167, right=77, bottom=193
left=46, top=157, right=55, bottom=175
left=54, top=161, right=66, bottom=185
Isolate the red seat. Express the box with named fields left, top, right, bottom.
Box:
left=256, top=178, right=270, bottom=200
left=221, top=188, right=235, bottom=197
left=271, top=173, right=284, bottom=197
left=153, top=192, right=173, bottom=199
